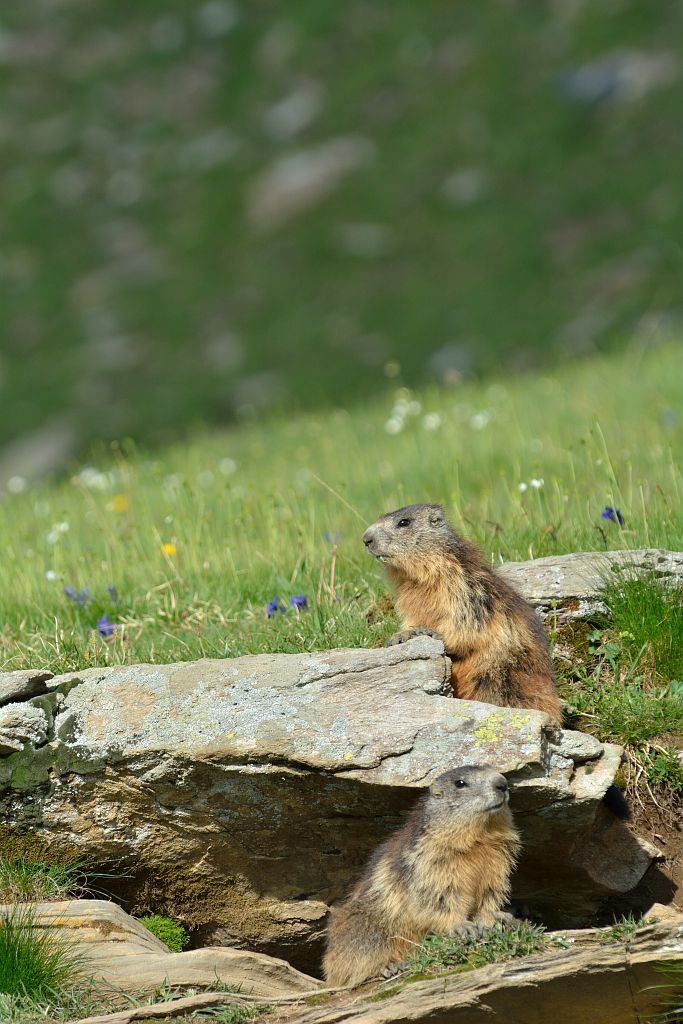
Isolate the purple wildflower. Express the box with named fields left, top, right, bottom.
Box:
left=601, top=506, right=624, bottom=526
left=64, top=586, right=90, bottom=604
left=97, top=614, right=116, bottom=636
left=64, top=586, right=77, bottom=601
left=290, top=594, right=308, bottom=610
left=267, top=596, right=286, bottom=618
left=108, top=584, right=118, bottom=601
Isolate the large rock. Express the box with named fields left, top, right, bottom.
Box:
left=0, top=636, right=656, bottom=971
left=3, top=899, right=318, bottom=997
left=61, top=907, right=683, bottom=1024
left=282, top=908, right=683, bottom=1024
left=499, top=548, right=683, bottom=622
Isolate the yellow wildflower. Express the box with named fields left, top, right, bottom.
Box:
left=162, top=542, right=177, bottom=556
left=111, top=494, right=129, bottom=513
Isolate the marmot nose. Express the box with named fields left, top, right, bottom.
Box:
left=363, top=529, right=375, bottom=547
left=493, top=776, right=509, bottom=793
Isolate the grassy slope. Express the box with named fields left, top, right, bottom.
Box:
left=0, top=339, right=680, bottom=672
left=1, top=1, right=680, bottom=447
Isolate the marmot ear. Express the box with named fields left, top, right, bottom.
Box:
left=429, top=514, right=444, bottom=526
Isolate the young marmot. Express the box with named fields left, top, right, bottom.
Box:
left=323, top=765, right=520, bottom=988
left=363, top=503, right=563, bottom=723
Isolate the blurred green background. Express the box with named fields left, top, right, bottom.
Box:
left=1, top=0, right=680, bottom=461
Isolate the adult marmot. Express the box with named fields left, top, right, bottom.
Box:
left=363, top=503, right=563, bottom=723
left=323, top=765, right=520, bottom=988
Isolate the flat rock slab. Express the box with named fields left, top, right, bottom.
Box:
left=0, top=637, right=657, bottom=969
left=283, top=910, right=683, bottom=1024
left=2, top=900, right=318, bottom=998
left=499, top=548, right=683, bottom=621
left=70, top=910, right=683, bottom=1024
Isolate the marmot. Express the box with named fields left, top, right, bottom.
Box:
left=323, top=765, right=520, bottom=988
left=363, top=503, right=563, bottom=723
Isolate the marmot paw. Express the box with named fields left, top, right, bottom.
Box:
left=491, top=910, right=519, bottom=927
left=386, top=627, right=443, bottom=647
left=450, top=921, right=490, bottom=941
left=381, top=961, right=409, bottom=980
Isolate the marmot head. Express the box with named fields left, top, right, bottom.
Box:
left=425, top=765, right=511, bottom=821
left=362, top=503, right=453, bottom=574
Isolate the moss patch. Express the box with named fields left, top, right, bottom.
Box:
left=0, top=827, right=85, bottom=870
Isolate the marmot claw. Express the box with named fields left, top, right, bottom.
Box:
left=450, top=920, right=490, bottom=940
left=381, top=961, right=408, bottom=980
left=386, top=627, right=443, bottom=647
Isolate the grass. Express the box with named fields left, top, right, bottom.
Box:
left=0, top=341, right=681, bottom=798
left=649, top=962, right=683, bottom=1023
left=0, top=340, right=680, bottom=676
left=597, top=913, right=646, bottom=945
left=561, top=570, right=683, bottom=793
left=1, top=2, right=679, bottom=451
left=603, top=571, right=683, bottom=684
left=139, top=913, right=190, bottom=952
left=0, top=859, right=87, bottom=904
left=402, top=921, right=548, bottom=976
left=0, top=905, right=86, bottom=1000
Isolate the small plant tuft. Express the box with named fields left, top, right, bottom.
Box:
left=0, top=905, right=86, bottom=999
left=404, top=921, right=548, bottom=976
left=138, top=914, right=190, bottom=952
left=207, top=1006, right=273, bottom=1024
left=598, top=913, right=647, bottom=945
left=0, top=858, right=87, bottom=904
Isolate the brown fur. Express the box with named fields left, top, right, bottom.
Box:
left=323, top=766, right=520, bottom=988
left=363, top=504, right=563, bottom=723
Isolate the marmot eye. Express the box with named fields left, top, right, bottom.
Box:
left=454, top=779, right=467, bottom=788
left=396, top=518, right=412, bottom=528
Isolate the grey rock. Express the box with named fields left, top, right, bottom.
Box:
left=499, top=548, right=683, bottom=621
left=0, top=668, right=53, bottom=707
left=0, top=638, right=656, bottom=969
left=247, top=137, right=374, bottom=230
left=0, top=701, right=49, bottom=755
left=560, top=49, right=678, bottom=106
left=0, top=418, right=78, bottom=490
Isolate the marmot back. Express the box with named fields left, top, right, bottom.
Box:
left=323, top=765, right=520, bottom=988
left=363, top=503, right=562, bottom=723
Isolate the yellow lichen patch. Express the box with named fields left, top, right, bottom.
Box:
left=473, top=712, right=507, bottom=744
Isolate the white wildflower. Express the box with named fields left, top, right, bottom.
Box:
left=219, top=457, right=237, bottom=475
left=518, top=482, right=528, bottom=493
left=423, top=412, right=442, bottom=431
left=74, top=466, right=110, bottom=490
left=45, top=570, right=58, bottom=581
left=7, top=476, right=26, bottom=493
left=470, top=411, right=491, bottom=430
left=530, top=478, right=544, bottom=489
left=384, top=417, right=404, bottom=435
left=47, top=521, right=70, bottom=544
